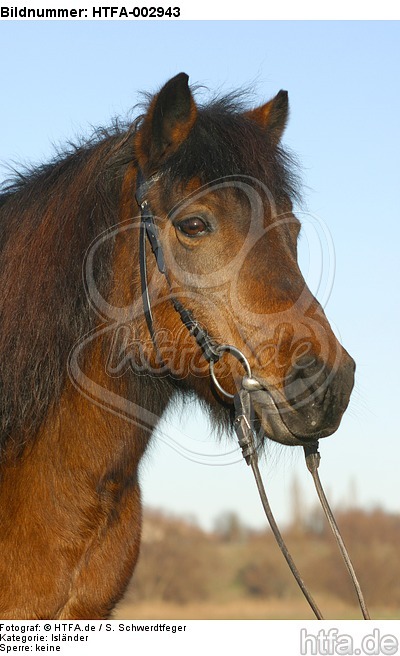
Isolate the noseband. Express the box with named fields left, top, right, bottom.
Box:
left=135, top=168, right=370, bottom=620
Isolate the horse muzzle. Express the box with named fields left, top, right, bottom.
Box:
left=250, top=353, right=356, bottom=446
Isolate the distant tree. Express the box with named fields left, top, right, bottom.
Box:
left=290, top=475, right=304, bottom=533
left=237, top=558, right=292, bottom=599
left=213, top=511, right=248, bottom=543
left=127, top=509, right=216, bottom=604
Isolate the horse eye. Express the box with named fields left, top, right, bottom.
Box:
left=177, top=216, right=209, bottom=237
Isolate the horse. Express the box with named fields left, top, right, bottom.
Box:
left=0, top=73, right=355, bottom=619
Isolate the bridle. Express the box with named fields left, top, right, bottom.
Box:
left=135, top=168, right=370, bottom=620
left=136, top=168, right=220, bottom=363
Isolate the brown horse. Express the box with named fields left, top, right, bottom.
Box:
left=0, top=73, right=354, bottom=619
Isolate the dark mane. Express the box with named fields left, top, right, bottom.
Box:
left=162, top=93, right=300, bottom=204
left=0, top=122, right=137, bottom=448
left=0, top=92, right=299, bottom=452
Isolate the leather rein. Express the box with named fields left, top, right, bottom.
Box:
left=135, top=168, right=370, bottom=620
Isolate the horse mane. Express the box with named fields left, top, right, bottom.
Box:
left=0, top=91, right=300, bottom=453
left=0, top=121, right=137, bottom=450
left=162, top=91, right=300, bottom=203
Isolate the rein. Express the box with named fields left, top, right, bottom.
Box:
left=135, top=168, right=370, bottom=620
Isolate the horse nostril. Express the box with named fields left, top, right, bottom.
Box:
left=293, top=354, right=321, bottom=379
left=284, top=355, right=327, bottom=408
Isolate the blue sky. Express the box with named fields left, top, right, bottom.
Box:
left=1, top=20, right=399, bottom=529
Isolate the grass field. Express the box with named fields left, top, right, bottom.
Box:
left=114, top=597, right=400, bottom=621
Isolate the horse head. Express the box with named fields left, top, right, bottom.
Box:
left=132, top=73, right=355, bottom=446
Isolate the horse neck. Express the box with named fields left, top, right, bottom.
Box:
left=41, top=222, right=173, bottom=477
left=1, top=161, right=172, bottom=477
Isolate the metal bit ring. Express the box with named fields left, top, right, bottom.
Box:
left=209, top=344, right=252, bottom=399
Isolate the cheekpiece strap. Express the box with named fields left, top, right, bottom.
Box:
left=135, top=166, right=220, bottom=363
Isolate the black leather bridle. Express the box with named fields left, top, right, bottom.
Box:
left=136, top=167, right=220, bottom=363
left=135, top=167, right=370, bottom=620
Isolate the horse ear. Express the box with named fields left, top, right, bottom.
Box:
left=245, top=90, right=289, bottom=144
left=136, top=72, right=197, bottom=171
